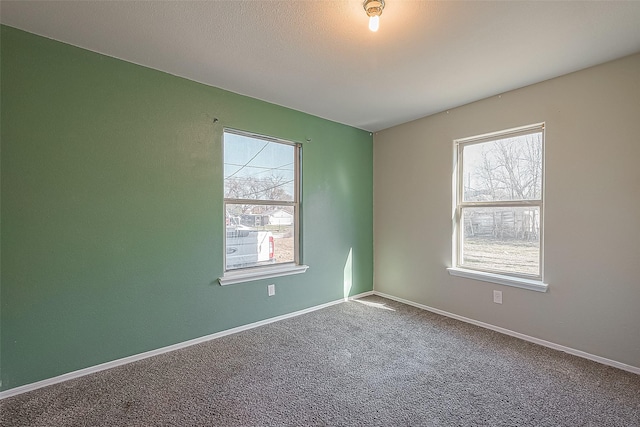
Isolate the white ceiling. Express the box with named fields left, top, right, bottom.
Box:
left=2, top=1, right=640, bottom=132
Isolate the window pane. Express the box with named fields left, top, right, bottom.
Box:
left=226, top=203, right=295, bottom=270
left=461, top=206, right=540, bottom=276
left=224, top=132, right=295, bottom=201
left=462, top=132, right=542, bottom=202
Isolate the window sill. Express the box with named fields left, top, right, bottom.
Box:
left=219, top=264, right=309, bottom=286
left=447, top=267, right=548, bottom=292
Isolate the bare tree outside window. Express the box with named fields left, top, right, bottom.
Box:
left=455, top=125, right=544, bottom=278
left=223, top=130, right=300, bottom=271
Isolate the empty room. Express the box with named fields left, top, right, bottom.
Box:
left=1, top=1, right=639, bottom=426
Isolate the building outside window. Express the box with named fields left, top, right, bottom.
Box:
left=454, top=123, right=544, bottom=280
left=223, top=129, right=301, bottom=273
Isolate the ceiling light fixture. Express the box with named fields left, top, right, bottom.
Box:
left=363, top=0, right=385, bottom=32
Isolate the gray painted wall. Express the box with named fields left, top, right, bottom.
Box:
left=373, top=53, right=640, bottom=368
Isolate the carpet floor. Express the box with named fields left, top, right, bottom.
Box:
left=1, top=295, right=639, bottom=426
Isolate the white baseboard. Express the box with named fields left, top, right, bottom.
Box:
left=373, top=291, right=640, bottom=375
left=0, top=290, right=374, bottom=400
left=7, top=288, right=632, bottom=399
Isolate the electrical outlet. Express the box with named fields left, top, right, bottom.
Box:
left=493, top=290, right=502, bottom=304
left=268, top=284, right=275, bottom=297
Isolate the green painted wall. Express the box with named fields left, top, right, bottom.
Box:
left=0, top=26, right=373, bottom=391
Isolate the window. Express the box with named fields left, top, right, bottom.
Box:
left=220, top=129, right=307, bottom=285
left=451, top=123, right=546, bottom=290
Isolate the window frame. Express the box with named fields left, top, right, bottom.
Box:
left=219, top=128, right=308, bottom=285
left=449, top=123, right=548, bottom=291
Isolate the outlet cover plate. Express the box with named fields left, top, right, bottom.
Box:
left=493, top=290, right=502, bottom=304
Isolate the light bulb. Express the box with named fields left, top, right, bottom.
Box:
left=368, top=15, right=379, bottom=32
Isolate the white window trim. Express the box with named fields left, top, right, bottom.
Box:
left=451, top=123, right=548, bottom=292
left=221, top=128, right=306, bottom=285
left=219, top=263, right=309, bottom=286
left=447, top=267, right=548, bottom=292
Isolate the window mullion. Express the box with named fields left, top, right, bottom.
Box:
left=224, top=198, right=295, bottom=207
left=459, top=200, right=542, bottom=209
